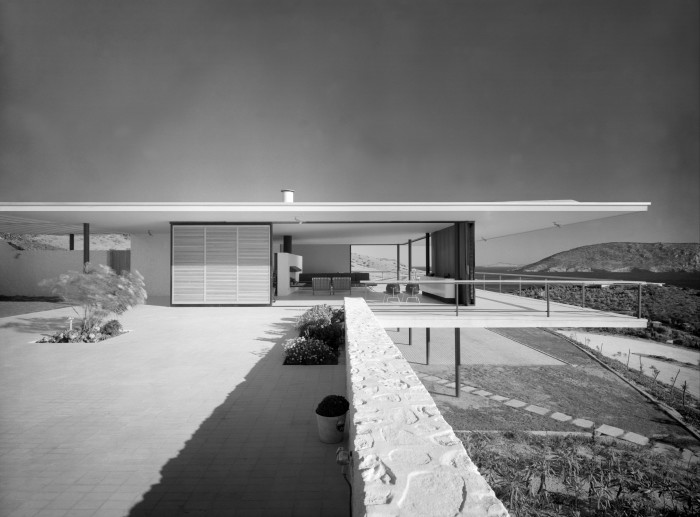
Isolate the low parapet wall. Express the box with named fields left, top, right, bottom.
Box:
left=344, top=298, right=508, bottom=516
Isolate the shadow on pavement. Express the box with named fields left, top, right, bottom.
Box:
left=127, top=334, right=349, bottom=517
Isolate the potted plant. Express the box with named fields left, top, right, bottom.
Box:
left=315, top=395, right=349, bottom=443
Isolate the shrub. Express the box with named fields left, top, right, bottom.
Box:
left=101, top=319, right=123, bottom=336
left=294, top=305, right=345, bottom=351
left=315, top=395, right=349, bottom=417
left=37, top=326, right=105, bottom=343
left=283, top=336, right=337, bottom=365
left=40, top=263, right=147, bottom=331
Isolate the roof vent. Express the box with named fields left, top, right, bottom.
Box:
left=281, top=189, right=294, bottom=203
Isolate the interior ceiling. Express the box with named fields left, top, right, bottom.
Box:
left=0, top=202, right=649, bottom=245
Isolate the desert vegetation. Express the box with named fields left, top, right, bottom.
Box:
left=462, top=431, right=699, bottom=517
left=518, top=284, right=700, bottom=350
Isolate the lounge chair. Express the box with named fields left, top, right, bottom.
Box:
left=332, top=277, right=351, bottom=294
left=312, top=277, right=332, bottom=295
left=404, top=283, right=420, bottom=303
left=383, top=283, right=401, bottom=303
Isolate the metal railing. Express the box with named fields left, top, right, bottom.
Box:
left=363, top=278, right=654, bottom=319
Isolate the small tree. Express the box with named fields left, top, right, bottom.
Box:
left=40, top=263, right=147, bottom=330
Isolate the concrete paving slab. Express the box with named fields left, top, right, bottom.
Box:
left=473, top=390, right=493, bottom=397
left=572, top=418, right=595, bottom=429
left=504, top=399, right=527, bottom=408
left=596, top=424, right=625, bottom=438
left=489, top=395, right=509, bottom=402
left=461, top=385, right=477, bottom=392
left=524, top=405, right=549, bottom=416
left=621, top=432, right=649, bottom=446
left=550, top=412, right=572, bottom=422
left=0, top=304, right=348, bottom=517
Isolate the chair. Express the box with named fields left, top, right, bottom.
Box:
left=312, top=277, right=331, bottom=295
left=404, top=283, right=421, bottom=303
left=383, top=283, right=401, bottom=303
left=332, top=277, right=351, bottom=294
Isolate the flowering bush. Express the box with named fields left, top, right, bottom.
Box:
left=294, top=305, right=345, bottom=352
left=40, top=263, right=146, bottom=331
left=283, top=336, right=337, bottom=365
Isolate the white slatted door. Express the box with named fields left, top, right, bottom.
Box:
left=205, top=226, right=238, bottom=303
left=237, top=226, right=271, bottom=304
left=172, top=226, right=206, bottom=304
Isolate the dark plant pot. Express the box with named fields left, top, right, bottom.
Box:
left=316, top=413, right=346, bottom=443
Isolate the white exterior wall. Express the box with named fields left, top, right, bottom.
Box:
left=131, top=233, right=170, bottom=298
left=0, top=242, right=109, bottom=296
left=294, top=244, right=350, bottom=273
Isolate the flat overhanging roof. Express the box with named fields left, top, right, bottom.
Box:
left=0, top=200, right=649, bottom=244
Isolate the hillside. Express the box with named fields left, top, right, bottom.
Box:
left=0, top=233, right=130, bottom=250
left=518, top=242, right=699, bottom=273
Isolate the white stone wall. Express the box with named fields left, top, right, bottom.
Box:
left=344, top=298, right=509, bottom=517
left=0, top=242, right=109, bottom=296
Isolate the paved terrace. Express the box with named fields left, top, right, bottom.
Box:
left=0, top=304, right=348, bottom=517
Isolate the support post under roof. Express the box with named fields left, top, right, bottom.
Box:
left=83, top=223, right=90, bottom=271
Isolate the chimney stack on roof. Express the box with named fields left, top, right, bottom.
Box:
left=281, top=189, right=294, bottom=203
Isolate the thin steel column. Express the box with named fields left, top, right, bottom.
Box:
left=454, top=328, right=461, bottom=397
left=545, top=280, right=550, bottom=317
left=83, top=223, right=90, bottom=271
left=582, top=284, right=586, bottom=307
left=519, top=277, right=522, bottom=296
left=69, top=234, right=74, bottom=250
left=396, top=244, right=400, bottom=281
left=499, top=275, right=502, bottom=293
left=408, top=328, right=412, bottom=347
left=426, top=328, right=430, bottom=365
left=455, top=281, right=459, bottom=316
left=425, top=233, right=430, bottom=276
left=408, top=239, right=412, bottom=279
left=638, top=284, right=643, bottom=318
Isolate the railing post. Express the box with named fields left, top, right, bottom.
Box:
left=454, top=328, right=461, bottom=398
left=499, top=275, right=502, bottom=293
left=519, top=277, right=522, bottom=296
left=483, top=274, right=486, bottom=290
left=546, top=280, right=550, bottom=317
left=408, top=328, right=412, bottom=347
left=638, top=283, right=642, bottom=319
left=426, top=328, right=430, bottom=365
left=582, top=284, right=586, bottom=308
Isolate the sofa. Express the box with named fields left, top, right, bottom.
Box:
left=299, top=272, right=370, bottom=287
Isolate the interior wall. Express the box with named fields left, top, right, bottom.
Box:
left=294, top=244, right=350, bottom=273
left=131, top=233, right=170, bottom=299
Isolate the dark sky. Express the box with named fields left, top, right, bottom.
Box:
left=0, top=0, right=697, bottom=261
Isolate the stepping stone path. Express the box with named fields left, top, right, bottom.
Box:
left=524, top=405, right=549, bottom=416
left=414, top=371, right=656, bottom=448
left=550, top=412, right=572, bottom=422
left=572, top=418, right=594, bottom=429
left=596, top=424, right=625, bottom=438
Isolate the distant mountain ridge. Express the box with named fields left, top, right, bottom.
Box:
left=518, top=242, right=700, bottom=273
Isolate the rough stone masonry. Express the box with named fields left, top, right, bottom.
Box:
left=344, top=298, right=509, bottom=517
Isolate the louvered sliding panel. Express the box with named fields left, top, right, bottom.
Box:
left=172, top=226, right=205, bottom=304
left=237, top=225, right=271, bottom=304
left=205, top=226, right=238, bottom=303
